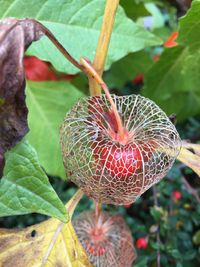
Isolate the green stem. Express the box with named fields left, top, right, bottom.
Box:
left=66, top=189, right=84, bottom=217
left=89, top=0, right=120, bottom=96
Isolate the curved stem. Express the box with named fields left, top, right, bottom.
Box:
left=32, top=19, right=86, bottom=73
left=33, top=20, right=123, bottom=135
left=33, top=18, right=125, bottom=137
left=80, top=57, right=124, bottom=138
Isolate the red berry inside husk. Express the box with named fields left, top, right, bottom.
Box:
left=60, top=94, right=181, bottom=205
left=94, top=142, right=142, bottom=178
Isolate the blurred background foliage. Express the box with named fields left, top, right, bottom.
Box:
left=1, top=0, right=200, bottom=266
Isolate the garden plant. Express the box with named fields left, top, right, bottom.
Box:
left=0, top=0, right=200, bottom=266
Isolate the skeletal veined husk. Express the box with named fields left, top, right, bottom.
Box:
left=73, top=211, right=136, bottom=267
left=60, top=94, right=181, bottom=205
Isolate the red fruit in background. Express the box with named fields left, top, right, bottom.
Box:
left=132, top=73, right=144, bottom=85
left=95, top=143, right=142, bottom=179
left=24, top=56, right=57, bottom=81
left=136, top=237, right=148, bottom=249
left=172, top=191, right=182, bottom=201
left=124, top=203, right=132, bottom=209
left=164, top=31, right=179, bottom=48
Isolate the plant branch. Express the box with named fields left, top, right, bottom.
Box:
left=32, top=20, right=86, bottom=74
left=178, top=164, right=200, bottom=203
left=89, top=0, right=120, bottom=96
left=95, top=202, right=102, bottom=223
left=152, top=186, right=161, bottom=267
left=182, top=176, right=200, bottom=203
left=66, top=189, right=84, bottom=217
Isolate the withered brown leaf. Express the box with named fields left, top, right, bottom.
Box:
left=0, top=18, right=44, bottom=176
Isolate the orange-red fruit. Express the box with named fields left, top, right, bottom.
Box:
left=96, top=143, right=142, bottom=178
left=60, top=94, right=181, bottom=205
left=136, top=237, right=148, bottom=249
left=172, top=190, right=182, bottom=201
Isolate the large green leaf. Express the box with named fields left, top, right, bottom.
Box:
left=0, top=0, right=162, bottom=74
left=26, top=81, right=84, bottom=179
left=0, top=140, right=68, bottom=222
left=120, top=0, right=150, bottom=20
left=178, top=0, right=200, bottom=51
left=142, top=0, right=200, bottom=121
left=104, top=50, right=152, bottom=89
left=143, top=46, right=188, bottom=99
left=142, top=46, right=200, bottom=121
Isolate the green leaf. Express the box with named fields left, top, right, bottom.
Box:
left=120, top=0, right=150, bottom=20
left=134, top=256, right=148, bottom=267
left=0, top=140, right=68, bottom=222
left=137, top=2, right=164, bottom=30
left=144, top=3, right=164, bottom=29
left=150, top=206, right=162, bottom=221
left=193, top=230, right=200, bottom=245
left=152, top=26, right=172, bottom=42
left=104, top=50, right=152, bottom=89
left=26, top=81, right=84, bottom=179
left=142, top=46, right=200, bottom=121
left=143, top=46, right=188, bottom=99
left=0, top=0, right=162, bottom=74
left=182, top=250, right=196, bottom=261
left=168, top=249, right=181, bottom=259
left=178, top=0, right=200, bottom=51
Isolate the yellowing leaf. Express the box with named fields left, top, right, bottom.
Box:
left=0, top=190, right=93, bottom=267
left=181, top=141, right=200, bottom=157
left=177, top=143, right=200, bottom=177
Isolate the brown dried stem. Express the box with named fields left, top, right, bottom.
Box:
left=33, top=19, right=124, bottom=138
left=89, top=0, right=120, bottom=96
left=32, top=20, right=86, bottom=74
